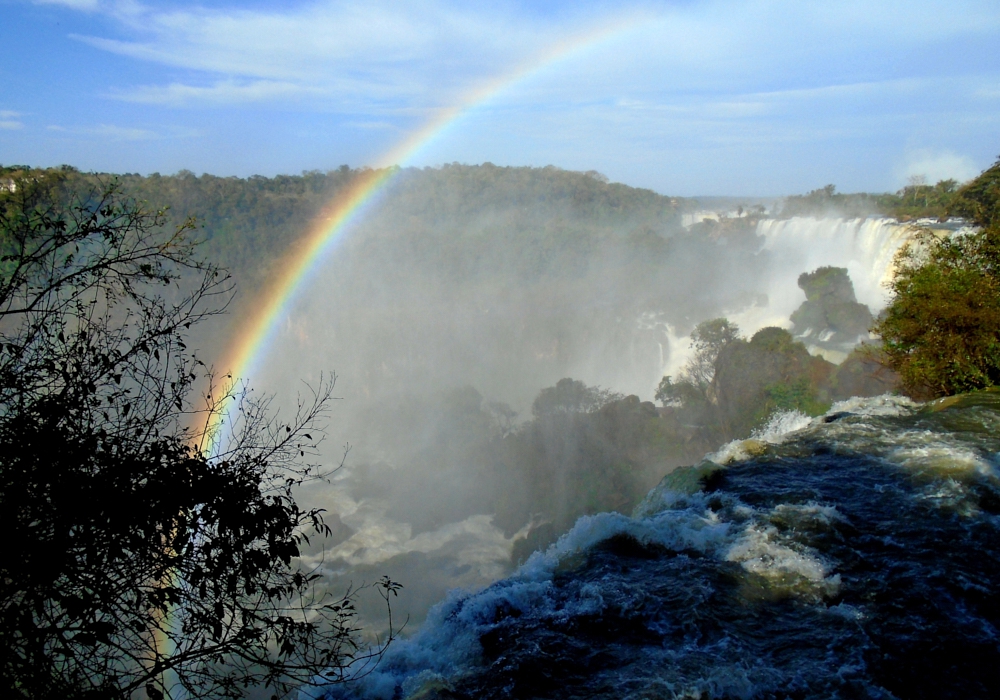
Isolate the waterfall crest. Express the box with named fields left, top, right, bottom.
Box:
left=756, top=217, right=923, bottom=313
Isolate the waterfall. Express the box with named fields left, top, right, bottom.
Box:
left=669, top=216, right=963, bottom=368
left=755, top=216, right=924, bottom=314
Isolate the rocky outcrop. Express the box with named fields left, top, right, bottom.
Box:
left=790, top=267, right=873, bottom=357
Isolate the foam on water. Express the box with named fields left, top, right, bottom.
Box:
left=827, top=393, right=917, bottom=417
left=314, top=483, right=845, bottom=696
left=311, top=494, right=781, bottom=699
left=888, top=443, right=998, bottom=479
left=635, top=409, right=816, bottom=518
left=524, top=503, right=738, bottom=572
left=310, top=392, right=1000, bottom=699
left=706, top=409, right=813, bottom=466
left=725, top=521, right=842, bottom=600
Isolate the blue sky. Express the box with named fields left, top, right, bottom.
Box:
left=2, top=0, right=998, bottom=195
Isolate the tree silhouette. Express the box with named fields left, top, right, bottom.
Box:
left=0, top=169, right=398, bottom=700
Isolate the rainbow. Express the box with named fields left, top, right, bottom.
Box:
left=162, top=17, right=645, bottom=685
left=210, top=16, right=643, bottom=442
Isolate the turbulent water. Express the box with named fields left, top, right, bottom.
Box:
left=313, top=393, right=1000, bottom=700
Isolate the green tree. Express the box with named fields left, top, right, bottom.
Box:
left=654, top=375, right=706, bottom=408
left=655, top=318, right=740, bottom=407
left=685, top=318, right=741, bottom=388
left=0, top=170, right=397, bottom=700
left=531, top=377, right=621, bottom=417
left=949, top=158, right=1000, bottom=228
left=874, top=157, right=1000, bottom=397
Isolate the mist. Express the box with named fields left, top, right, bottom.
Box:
left=207, top=163, right=925, bottom=630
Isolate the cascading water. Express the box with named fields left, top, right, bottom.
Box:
left=312, top=393, right=1000, bottom=700
left=756, top=217, right=926, bottom=314
left=661, top=216, right=964, bottom=374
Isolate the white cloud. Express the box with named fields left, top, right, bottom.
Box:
left=1, top=109, right=23, bottom=128
left=110, top=80, right=325, bottom=107
left=35, top=0, right=994, bottom=120
left=897, top=150, right=981, bottom=186
left=343, top=120, right=398, bottom=131
left=46, top=123, right=159, bottom=140
left=33, top=0, right=100, bottom=10
left=92, top=124, right=159, bottom=140
left=33, top=0, right=1000, bottom=104
left=69, top=0, right=582, bottom=108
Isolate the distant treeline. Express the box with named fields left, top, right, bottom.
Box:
left=0, top=164, right=971, bottom=300
left=1, top=163, right=365, bottom=291
left=778, top=179, right=964, bottom=220
left=0, top=163, right=688, bottom=295
left=0, top=163, right=708, bottom=380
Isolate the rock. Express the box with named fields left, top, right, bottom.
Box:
left=790, top=267, right=873, bottom=350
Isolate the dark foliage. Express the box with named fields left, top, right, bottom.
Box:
left=0, top=169, right=398, bottom=700
left=17, top=164, right=685, bottom=298
left=656, top=314, right=895, bottom=444
left=494, top=387, right=700, bottom=554
left=531, top=378, right=621, bottom=417
left=710, top=327, right=834, bottom=438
